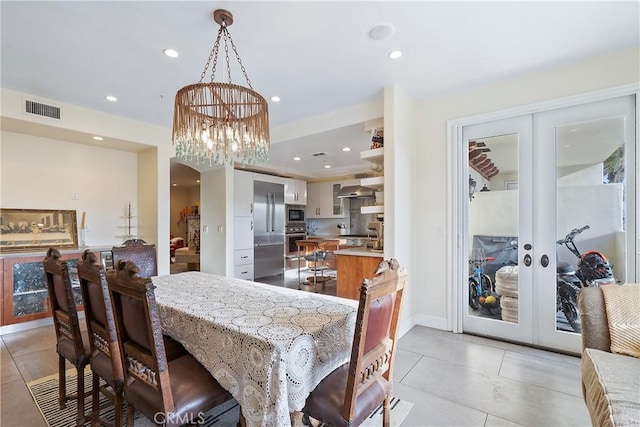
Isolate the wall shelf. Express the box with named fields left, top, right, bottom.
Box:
left=360, top=176, right=384, bottom=190
left=360, top=147, right=384, bottom=164
left=361, top=205, right=384, bottom=214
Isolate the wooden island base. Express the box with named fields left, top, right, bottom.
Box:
left=335, top=249, right=383, bottom=300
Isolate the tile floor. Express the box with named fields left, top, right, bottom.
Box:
left=1, top=267, right=591, bottom=426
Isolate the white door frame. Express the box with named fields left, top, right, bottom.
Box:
left=447, top=84, right=639, bottom=334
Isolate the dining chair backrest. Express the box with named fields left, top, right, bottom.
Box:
left=42, top=247, right=90, bottom=425
left=77, top=249, right=125, bottom=424
left=106, top=260, right=175, bottom=414
left=111, top=239, right=157, bottom=277
left=342, top=258, right=406, bottom=422
left=43, top=247, right=87, bottom=366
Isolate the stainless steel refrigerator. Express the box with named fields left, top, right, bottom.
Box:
left=253, top=180, right=285, bottom=278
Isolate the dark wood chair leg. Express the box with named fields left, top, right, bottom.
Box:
left=91, top=372, right=100, bottom=427
left=114, top=390, right=123, bottom=427
left=125, top=404, right=134, bottom=427
left=58, top=354, right=67, bottom=408
left=76, top=366, right=86, bottom=426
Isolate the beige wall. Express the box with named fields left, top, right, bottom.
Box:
left=0, top=131, right=137, bottom=247
left=413, top=48, right=639, bottom=325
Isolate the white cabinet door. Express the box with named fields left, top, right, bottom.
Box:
left=284, top=179, right=307, bottom=205
left=234, top=216, right=253, bottom=250
left=306, top=181, right=347, bottom=218
left=295, top=180, right=307, bottom=205
left=234, top=170, right=254, bottom=217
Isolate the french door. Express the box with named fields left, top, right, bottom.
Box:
left=460, top=95, right=636, bottom=353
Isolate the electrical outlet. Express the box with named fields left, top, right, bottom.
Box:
left=71, top=192, right=79, bottom=200
left=203, top=225, right=209, bottom=232
left=217, top=225, right=224, bottom=233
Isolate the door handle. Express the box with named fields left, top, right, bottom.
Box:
left=250, top=202, right=253, bottom=214
left=524, top=254, right=532, bottom=267
left=541, top=254, right=549, bottom=268
left=251, top=220, right=253, bottom=231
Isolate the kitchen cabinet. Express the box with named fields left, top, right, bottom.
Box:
left=360, top=147, right=384, bottom=214
left=284, top=178, right=307, bottom=205
left=234, top=169, right=254, bottom=216
left=306, top=181, right=348, bottom=218
left=1, top=250, right=98, bottom=325
left=233, top=216, right=254, bottom=280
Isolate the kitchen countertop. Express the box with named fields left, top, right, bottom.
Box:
left=333, top=247, right=384, bottom=257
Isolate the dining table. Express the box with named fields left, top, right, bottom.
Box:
left=152, top=272, right=358, bottom=427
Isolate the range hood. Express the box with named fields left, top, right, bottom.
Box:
left=337, top=185, right=376, bottom=198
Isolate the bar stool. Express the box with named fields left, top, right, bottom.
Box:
left=296, top=239, right=338, bottom=292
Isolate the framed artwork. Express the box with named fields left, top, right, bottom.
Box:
left=0, top=208, right=78, bottom=253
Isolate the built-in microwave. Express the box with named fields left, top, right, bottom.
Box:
left=286, top=204, right=305, bottom=225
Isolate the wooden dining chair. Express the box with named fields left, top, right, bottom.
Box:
left=77, top=249, right=125, bottom=426
left=303, top=258, right=407, bottom=427
left=106, top=260, right=234, bottom=427
left=42, top=247, right=91, bottom=426
left=78, top=252, right=189, bottom=426
left=111, top=239, right=157, bottom=277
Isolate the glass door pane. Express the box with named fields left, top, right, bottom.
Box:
left=535, top=94, right=635, bottom=353
left=462, top=115, right=534, bottom=344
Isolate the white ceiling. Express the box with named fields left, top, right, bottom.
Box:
left=1, top=1, right=638, bottom=181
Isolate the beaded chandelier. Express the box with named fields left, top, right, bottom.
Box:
left=173, top=9, right=269, bottom=166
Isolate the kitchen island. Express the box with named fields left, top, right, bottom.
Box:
left=333, top=247, right=384, bottom=300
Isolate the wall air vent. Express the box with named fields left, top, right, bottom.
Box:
left=25, top=100, right=61, bottom=120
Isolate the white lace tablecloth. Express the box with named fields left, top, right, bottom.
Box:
left=152, top=272, right=357, bottom=427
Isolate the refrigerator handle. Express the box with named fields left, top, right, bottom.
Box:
left=266, top=193, right=270, bottom=233
left=271, top=193, right=276, bottom=232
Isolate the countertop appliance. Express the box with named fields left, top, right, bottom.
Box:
left=254, top=180, right=285, bottom=278
left=367, top=221, right=384, bottom=251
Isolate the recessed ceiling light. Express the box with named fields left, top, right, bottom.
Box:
left=92, top=136, right=103, bottom=141
left=569, top=128, right=579, bottom=132
left=271, top=96, right=281, bottom=102
left=368, top=23, right=395, bottom=40
left=163, top=48, right=179, bottom=58
left=105, top=95, right=118, bottom=102
left=563, top=144, right=572, bottom=148
left=324, top=165, right=331, bottom=169
left=293, top=157, right=301, bottom=161
left=172, top=183, right=177, bottom=187
left=388, top=50, right=402, bottom=59
left=342, top=147, right=351, bottom=152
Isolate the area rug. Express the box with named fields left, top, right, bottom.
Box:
left=27, top=369, right=413, bottom=426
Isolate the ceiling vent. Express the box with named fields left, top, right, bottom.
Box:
left=24, top=99, right=61, bottom=120
left=311, top=152, right=327, bottom=157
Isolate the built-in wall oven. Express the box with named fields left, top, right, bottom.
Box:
left=285, top=224, right=306, bottom=256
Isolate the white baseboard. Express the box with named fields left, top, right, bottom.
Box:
left=398, top=313, right=449, bottom=337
